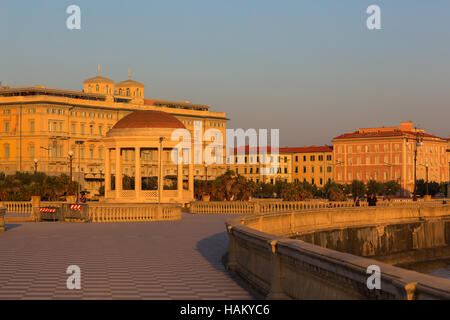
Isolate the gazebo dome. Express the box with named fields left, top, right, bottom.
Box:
left=113, top=110, right=185, bottom=130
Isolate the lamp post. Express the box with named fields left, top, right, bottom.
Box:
left=68, top=150, right=74, bottom=195
left=75, top=141, right=84, bottom=202
left=99, top=168, right=103, bottom=195
left=406, top=131, right=424, bottom=200
left=205, top=164, right=208, bottom=182
left=33, top=158, right=38, bottom=173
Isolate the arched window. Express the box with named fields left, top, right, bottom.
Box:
left=126, top=88, right=130, bottom=96
left=105, top=85, right=109, bottom=94
left=119, top=88, right=122, bottom=95
left=96, top=84, right=99, bottom=92
left=136, top=89, right=139, bottom=97
left=88, top=85, right=92, bottom=93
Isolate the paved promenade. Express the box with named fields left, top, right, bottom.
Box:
left=0, top=214, right=253, bottom=299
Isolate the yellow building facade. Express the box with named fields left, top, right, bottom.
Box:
left=225, top=146, right=333, bottom=186
left=0, top=71, right=229, bottom=195
left=287, top=146, right=333, bottom=187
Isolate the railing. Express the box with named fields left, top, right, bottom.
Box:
left=190, top=198, right=450, bottom=214
left=0, top=200, right=181, bottom=223
left=88, top=203, right=182, bottom=223
left=0, top=201, right=33, bottom=214
left=226, top=204, right=450, bottom=300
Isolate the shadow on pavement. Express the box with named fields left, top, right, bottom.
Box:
left=4, top=223, right=22, bottom=231
left=196, top=231, right=257, bottom=299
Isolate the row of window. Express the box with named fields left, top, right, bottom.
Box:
left=340, top=155, right=447, bottom=166
left=336, top=144, right=446, bottom=154
left=294, top=166, right=332, bottom=174
left=294, top=154, right=332, bottom=162
left=46, top=107, right=114, bottom=119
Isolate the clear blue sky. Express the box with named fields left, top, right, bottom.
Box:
left=1, top=0, right=449, bottom=146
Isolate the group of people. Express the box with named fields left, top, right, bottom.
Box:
left=353, top=193, right=378, bottom=207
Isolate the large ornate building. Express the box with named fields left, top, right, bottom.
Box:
left=332, top=121, right=449, bottom=196
left=0, top=69, right=229, bottom=195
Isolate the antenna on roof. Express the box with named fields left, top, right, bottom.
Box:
left=97, top=64, right=100, bottom=76
left=128, top=68, right=131, bottom=80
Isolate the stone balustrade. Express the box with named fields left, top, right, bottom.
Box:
left=190, top=198, right=450, bottom=214
left=0, top=201, right=33, bottom=214
left=88, top=203, right=182, bottom=223
left=0, top=199, right=181, bottom=224
left=226, top=204, right=450, bottom=300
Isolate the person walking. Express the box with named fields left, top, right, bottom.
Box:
left=80, top=192, right=87, bottom=203
left=353, top=195, right=361, bottom=207
left=367, top=193, right=377, bottom=207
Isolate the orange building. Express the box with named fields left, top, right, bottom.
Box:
left=332, top=121, right=449, bottom=196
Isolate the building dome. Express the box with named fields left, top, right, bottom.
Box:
left=115, top=72, right=145, bottom=98
left=115, top=79, right=144, bottom=88
left=83, top=75, right=114, bottom=84
left=113, top=110, right=185, bottom=130
left=83, top=66, right=114, bottom=95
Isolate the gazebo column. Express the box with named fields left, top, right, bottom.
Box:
left=135, top=147, right=141, bottom=201
left=188, top=149, right=194, bottom=199
left=177, top=148, right=183, bottom=201
left=105, top=148, right=111, bottom=198
left=115, top=147, right=122, bottom=198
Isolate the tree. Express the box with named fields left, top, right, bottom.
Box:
left=254, top=182, right=276, bottom=198
left=350, top=180, right=366, bottom=197
left=383, top=180, right=401, bottom=196
left=416, top=179, right=441, bottom=197
left=367, top=180, right=384, bottom=195
left=0, top=172, right=79, bottom=201
left=280, top=182, right=312, bottom=201
left=327, top=186, right=347, bottom=201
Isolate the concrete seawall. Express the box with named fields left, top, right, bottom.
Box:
left=226, top=204, right=450, bottom=300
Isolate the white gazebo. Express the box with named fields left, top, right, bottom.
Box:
left=103, top=110, right=194, bottom=204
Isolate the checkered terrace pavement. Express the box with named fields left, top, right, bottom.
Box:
left=0, top=213, right=254, bottom=300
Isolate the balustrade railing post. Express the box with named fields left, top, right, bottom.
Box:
left=226, top=225, right=238, bottom=271
left=267, top=240, right=289, bottom=300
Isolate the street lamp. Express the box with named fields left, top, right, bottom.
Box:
left=75, top=141, right=84, bottom=202
left=406, top=131, right=424, bottom=200
left=99, top=167, right=103, bottom=195
left=68, top=150, right=74, bottom=195
left=205, top=164, right=208, bottom=182
left=33, top=158, right=38, bottom=173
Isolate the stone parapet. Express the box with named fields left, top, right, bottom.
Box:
left=226, top=204, right=450, bottom=300
left=88, top=203, right=182, bottom=222
left=191, top=198, right=450, bottom=215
